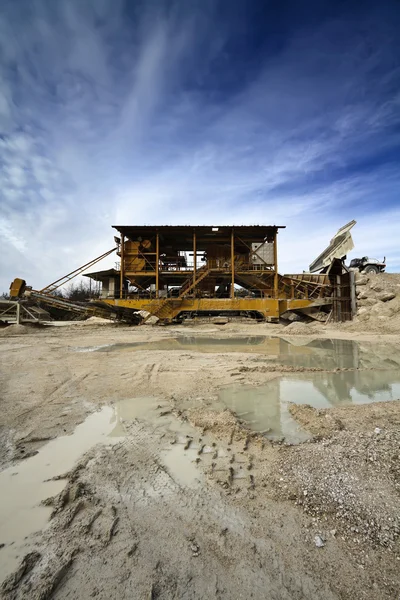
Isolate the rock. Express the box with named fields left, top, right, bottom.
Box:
left=355, top=275, right=369, bottom=285
left=355, top=272, right=369, bottom=283
left=357, top=298, right=375, bottom=307
left=357, top=292, right=368, bottom=300
left=144, top=316, right=159, bottom=325
left=190, top=541, right=200, bottom=556
left=212, top=317, right=229, bottom=325
left=377, top=292, right=396, bottom=302
left=370, top=303, right=395, bottom=318
left=281, top=312, right=302, bottom=322
left=356, top=307, right=368, bottom=317
left=371, top=283, right=383, bottom=292
left=374, top=427, right=381, bottom=434
left=314, top=535, right=325, bottom=548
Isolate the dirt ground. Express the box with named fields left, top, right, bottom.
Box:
left=0, top=320, right=399, bottom=600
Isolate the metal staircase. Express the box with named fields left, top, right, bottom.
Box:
left=178, top=267, right=210, bottom=298
left=142, top=298, right=183, bottom=323
left=142, top=267, right=211, bottom=323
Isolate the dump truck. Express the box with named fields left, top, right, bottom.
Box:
left=309, top=220, right=386, bottom=275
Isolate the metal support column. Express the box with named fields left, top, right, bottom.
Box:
left=156, top=231, right=160, bottom=298
left=231, top=229, right=235, bottom=299
left=193, top=231, right=197, bottom=293
left=120, top=234, right=125, bottom=299
left=349, top=270, right=356, bottom=318
left=273, top=232, right=278, bottom=298
left=16, top=302, right=21, bottom=325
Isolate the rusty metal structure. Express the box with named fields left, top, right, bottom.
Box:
left=84, top=225, right=333, bottom=323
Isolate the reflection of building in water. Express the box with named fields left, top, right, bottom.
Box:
left=219, top=380, right=311, bottom=443
left=279, top=338, right=360, bottom=370
left=311, top=370, right=400, bottom=406
left=219, top=379, right=282, bottom=436
left=220, top=368, right=400, bottom=442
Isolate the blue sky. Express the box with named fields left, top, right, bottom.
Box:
left=1, top=0, right=400, bottom=291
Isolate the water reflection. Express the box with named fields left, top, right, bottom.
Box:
left=219, top=369, right=400, bottom=443
left=90, top=336, right=400, bottom=372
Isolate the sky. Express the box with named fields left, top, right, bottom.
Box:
left=1, top=0, right=400, bottom=292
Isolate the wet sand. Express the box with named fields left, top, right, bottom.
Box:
left=0, top=322, right=399, bottom=599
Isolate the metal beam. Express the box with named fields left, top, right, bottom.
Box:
left=193, top=230, right=197, bottom=293
left=236, top=235, right=269, bottom=266
left=120, top=234, right=125, bottom=299
left=231, top=229, right=235, bottom=299
left=40, top=246, right=118, bottom=294
left=273, top=232, right=278, bottom=298
left=156, top=231, right=160, bottom=298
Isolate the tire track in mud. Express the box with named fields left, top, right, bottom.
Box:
left=12, top=373, right=92, bottom=423
left=47, top=372, right=91, bottom=400
left=74, top=422, right=337, bottom=600
left=1, top=409, right=362, bottom=600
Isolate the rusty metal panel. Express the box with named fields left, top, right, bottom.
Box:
left=331, top=272, right=352, bottom=322
left=251, top=242, right=274, bottom=265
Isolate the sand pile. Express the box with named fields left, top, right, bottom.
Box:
left=79, top=316, right=113, bottom=325
left=0, top=324, right=32, bottom=337
left=280, top=321, right=319, bottom=335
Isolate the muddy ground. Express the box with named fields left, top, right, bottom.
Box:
left=0, top=321, right=399, bottom=599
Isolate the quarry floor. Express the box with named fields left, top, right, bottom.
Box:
left=0, top=320, right=400, bottom=600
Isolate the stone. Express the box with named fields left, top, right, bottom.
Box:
left=282, top=312, right=302, bottom=322
left=370, top=283, right=383, bottom=292
left=357, top=298, right=376, bottom=307
left=212, top=317, right=229, bottom=325
left=377, top=292, right=396, bottom=302
left=144, top=315, right=159, bottom=325
left=357, top=292, right=368, bottom=300
left=355, top=273, right=369, bottom=285
left=314, top=535, right=325, bottom=548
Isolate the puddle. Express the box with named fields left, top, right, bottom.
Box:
left=218, top=369, right=400, bottom=443
left=74, top=336, right=400, bottom=371
left=160, top=444, right=202, bottom=488
left=0, top=407, right=118, bottom=583
left=74, top=344, right=113, bottom=353
left=218, top=383, right=311, bottom=443
left=280, top=370, right=400, bottom=407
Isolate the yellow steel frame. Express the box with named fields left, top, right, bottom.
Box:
left=112, top=226, right=332, bottom=322
left=103, top=296, right=327, bottom=321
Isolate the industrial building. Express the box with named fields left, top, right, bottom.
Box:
left=84, top=225, right=334, bottom=323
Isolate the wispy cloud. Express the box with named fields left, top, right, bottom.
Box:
left=0, top=0, right=399, bottom=291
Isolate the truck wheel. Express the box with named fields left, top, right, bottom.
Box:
left=363, top=265, right=379, bottom=274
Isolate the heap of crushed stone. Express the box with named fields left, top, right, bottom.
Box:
left=0, top=324, right=32, bottom=337
left=275, top=425, right=400, bottom=549
left=281, top=321, right=318, bottom=335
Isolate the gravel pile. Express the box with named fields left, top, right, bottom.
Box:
left=276, top=427, right=400, bottom=549
left=0, top=324, right=32, bottom=337
left=280, top=322, right=319, bottom=335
